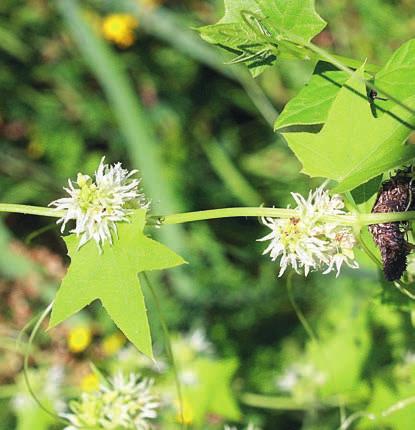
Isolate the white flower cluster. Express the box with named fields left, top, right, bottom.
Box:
left=62, top=373, right=159, bottom=430
left=50, top=158, right=149, bottom=251
left=276, top=363, right=326, bottom=394
left=258, top=186, right=358, bottom=277
left=185, top=328, right=214, bottom=355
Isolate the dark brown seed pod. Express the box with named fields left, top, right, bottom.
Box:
left=369, top=170, right=414, bottom=281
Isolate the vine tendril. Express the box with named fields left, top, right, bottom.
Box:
left=142, top=273, right=186, bottom=430
left=22, top=301, right=67, bottom=424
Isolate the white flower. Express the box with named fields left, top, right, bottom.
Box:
left=179, top=369, right=199, bottom=386
left=186, top=328, right=214, bottom=355
left=276, top=363, right=326, bottom=394
left=62, top=372, right=159, bottom=430
left=50, top=157, right=149, bottom=251
left=258, top=186, right=358, bottom=277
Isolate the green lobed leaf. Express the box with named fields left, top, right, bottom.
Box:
left=182, top=358, right=241, bottom=425
left=275, top=62, right=348, bottom=132
left=49, top=209, right=186, bottom=358
left=306, top=294, right=370, bottom=397
left=255, top=0, right=326, bottom=43
left=198, top=0, right=326, bottom=77
left=351, top=175, right=382, bottom=211
left=375, top=38, right=415, bottom=112
left=361, top=379, right=415, bottom=430
left=276, top=39, right=415, bottom=131
left=283, top=66, right=415, bottom=192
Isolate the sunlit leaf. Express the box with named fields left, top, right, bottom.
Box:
left=375, top=39, right=415, bottom=112
left=198, top=0, right=326, bottom=77
left=182, top=358, right=241, bottom=425
left=49, top=209, right=186, bottom=358
left=275, top=62, right=348, bottom=132
left=283, top=67, right=415, bottom=192
left=255, top=0, right=326, bottom=43
left=276, top=40, right=415, bottom=131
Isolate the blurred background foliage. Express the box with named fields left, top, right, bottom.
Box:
left=1, top=0, right=415, bottom=429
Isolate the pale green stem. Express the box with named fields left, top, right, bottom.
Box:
left=326, top=53, right=380, bottom=75
left=142, top=273, right=186, bottom=430
left=286, top=272, right=318, bottom=344
left=2, top=203, right=415, bottom=226
left=0, top=204, right=63, bottom=217
left=155, top=208, right=356, bottom=225
left=23, top=301, right=67, bottom=424
left=241, top=392, right=354, bottom=411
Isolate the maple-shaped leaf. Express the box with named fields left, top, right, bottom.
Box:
left=198, top=0, right=326, bottom=77
left=375, top=39, right=415, bottom=113
left=283, top=67, right=415, bottom=193
left=275, top=62, right=348, bottom=132
left=275, top=39, right=415, bottom=132
left=182, top=358, right=241, bottom=425
left=255, top=0, right=326, bottom=43
left=49, top=209, right=186, bottom=358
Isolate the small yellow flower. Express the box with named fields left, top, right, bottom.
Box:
left=101, top=332, right=125, bottom=356
left=101, top=14, right=139, bottom=48
left=27, top=141, right=44, bottom=159
left=68, top=326, right=92, bottom=353
left=176, top=399, right=194, bottom=425
left=80, top=373, right=100, bottom=392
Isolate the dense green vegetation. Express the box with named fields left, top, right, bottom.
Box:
left=1, top=1, right=415, bottom=429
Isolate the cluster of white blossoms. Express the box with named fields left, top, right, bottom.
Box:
left=258, top=186, right=358, bottom=277
left=62, top=373, right=159, bottom=430
left=276, top=363, right=326, bottom=394
left=50, top=158, right=149, bottom=251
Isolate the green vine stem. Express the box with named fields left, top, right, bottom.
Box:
left=2, top=203, right=415, bottom=227
left=142, top=273, right=186, bottom=430
left=324, top=53, right=380, bottom=75
left=0, top=204, right=64, bottom=218
left=23, top=301, right=67, bottom=424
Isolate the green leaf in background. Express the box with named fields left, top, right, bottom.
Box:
left=350, top=175, right=382, bottom=208
left=0, top=220, right=34, bottom=279
left=306, top=295, right=370, bottom=398
left=276, top=39, right=415, bottom=131
left=183, top=358, right=241, bottom=425
left=49, top=209, right=186, bottom=358
left=375, top=39, right=415, bottom=112
left=362, top=379, right=415, bottom=430
left=283, top=67, right=415, bottom=193
left=16, top=406, right=54, bottom=430
left=255, top=0, right=326, bottom=43
left=0, top=22, right=30, bottom=61
left=198, top=0, right=326, bottom=77
left=274, top=62, right=348, bottom=132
